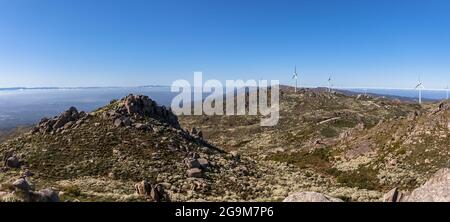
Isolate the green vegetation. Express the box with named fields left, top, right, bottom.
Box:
left=333, top=118, right=357, bottom=128
left=334, top=166, right=380, bottom=190
left=268, top=148, right=333, bottom=173
left=320, top=127, right=338, bottom=138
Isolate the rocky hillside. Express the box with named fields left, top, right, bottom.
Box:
left=332, top=100, right=450, bottom=192
left=1, top=89, right=448, bottom=202
left=180, top=87, right=449, bottom=201
left=0, top=94, right=275, bottom=202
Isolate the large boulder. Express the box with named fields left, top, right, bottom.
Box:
left=187, top=168, right=203, bottom=178
left=197, top=158, right=209, bottom=169
left=134, top=180, right=170, bottom=202
left=4, top=156, right=20, bottom=168
left=383, top=187, right=406, bottom=202
left=13, top=178, right=32, bottom=192
left=184, top=158, right=201, bottom=169
left=283, top=191, right=343, bottom=202
left=405, top=168, right=450, bottom=202
left=135, top=180, right=152, bottom=196
left=30, top=188, right=60, bottom=202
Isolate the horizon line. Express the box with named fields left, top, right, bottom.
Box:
left=1, top=85, right=449, bottom=91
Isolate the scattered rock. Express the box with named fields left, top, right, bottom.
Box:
left=184, top=158, right=201, bottom=169
left=134, top=123, right=145, bottom=130
left=150, top=183, right=171, bottom=202
left=114, top=118, right=123, bottom=127
left=191, top=127, right=203, bottom=139
left=197, top=158, right=209, bottom=169
left=22, top=169, right=34, bottom=178
left=188, top=152, right=200, bottom=159
left=187, top=168, right=203, bottom=178
left=230, top=151, right=240, bottom=160
left=13, top=178, right=31, bottom=192
left=30, top=188, right=60, bottom=202
left=122, top=117, right=132, bottom=127
left=4, top=155, right=20, bottom=168
left=63, top=121, right=74, bottom=129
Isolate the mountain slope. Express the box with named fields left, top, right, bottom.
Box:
left=2, top=90, right=448, bottom=202
left=180, top=87, right=428, bottom=201
left=0, top=94, right=267, bottom=202
left=332, top=100, right=450, bottom=191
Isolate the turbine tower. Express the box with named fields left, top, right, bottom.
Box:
left=328, top=75, right=332, bottom=93
left=292, top=66, right=299, bottom=93
left=414, top=76, right=425, bottom=104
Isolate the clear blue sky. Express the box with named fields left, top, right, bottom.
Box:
left=1, top=0, right=450, bottom=89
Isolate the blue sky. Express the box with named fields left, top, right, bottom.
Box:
left=0, top=0, right=450, bottom=89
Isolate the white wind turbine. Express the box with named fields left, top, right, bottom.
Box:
left=292, top=66, right=299, bottom=93
left=328, top=75, right=332, bottom=92
left=414, top=76, right=425, bottom=104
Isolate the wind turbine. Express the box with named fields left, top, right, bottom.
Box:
left=292, top=66, right=299, bottom=93
left=414, top=76, right=425, bottom=104
left=328, top=75, right=332, bottom=92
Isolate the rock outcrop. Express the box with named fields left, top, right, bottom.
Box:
left=31, top=94, right=179, bottom=136
left=404, top=168, right=450, bottom=202
left=32, top=106, right=88, bottom=134
left=105, top=94, right=180, bottom=129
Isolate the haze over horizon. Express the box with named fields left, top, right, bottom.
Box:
left=1, top=0, right=450, bottom=89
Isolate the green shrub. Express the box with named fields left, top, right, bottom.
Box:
left=335, top=167, right=380, bottom=190
left=320, top=127, right=338, bottom=138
